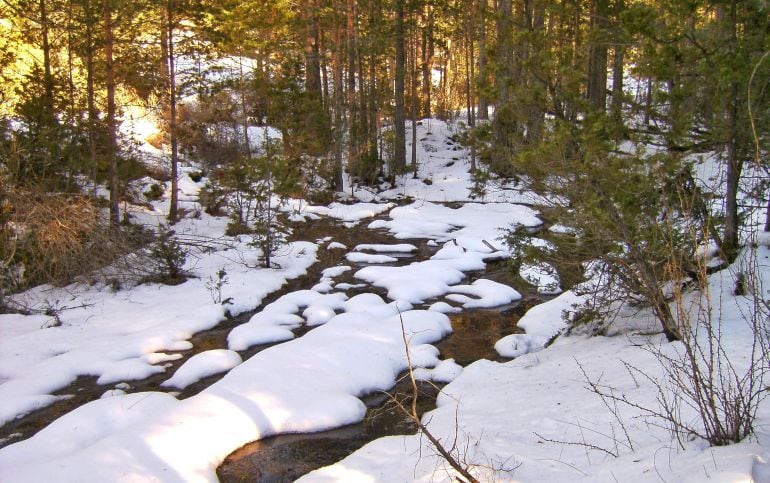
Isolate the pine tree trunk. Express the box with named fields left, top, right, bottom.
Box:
left=421, top=4, right=434, bottom=119
left=721, top=2, right=743, bottom=260
left=465, top=23, right=476, bottom=172
left=393, top=0, right=407, bottom=175
left=346, top=0, right=359, bottom=160
left=411, top=31, right=418, bottom=176
left=367, top=0, right=379, bottom=163
left=85, top=0, right=97, bottom=197
left=39, top=0, right=54, bottom=114
left=492, top=0, right=514, bottom=159
left=526, top=1, right=545, bottom=144
left=609, top=0, right=625, bottom=124
left=587, top=0, right=608, bottom=112
left=477, top=0, right=489, bottom=121
left=167, top=0, right=179, bottom=225
left=332, top=16, right=345, bottom=192
left=103, top=0, right=119, bottom=225
left=610, top=45, right=624, bottom=123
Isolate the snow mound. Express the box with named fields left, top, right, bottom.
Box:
left=446, top=279, right=522, bottom=309
left=353, top=244, right=417, bottom=253
left=345, top=252, right=398, bottom=264
left=162, top=350, right=243, bottom=389
left=519, top=262, right=562, bottom=295
left=495, top=290, right=586, bottom=358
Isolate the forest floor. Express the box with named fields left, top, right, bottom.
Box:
left=1, top=118, right=769, bottom=482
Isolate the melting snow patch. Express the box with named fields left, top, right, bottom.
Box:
left=353, top=243, right=417, bottom=253
left=519, top=262, right=562, bottom=295
left=428, top=301, right=462, bottom=313
left=345, top=252, right=398, bottom=264
left=0, top=296, right=451, bottom=482
left=445, top=279, right=521, bottom=309
left=414, top=358, right=463, bottom=383
left=495, top=289, right=585, bottom=358
left=227, top=291, right=348, bottom=351
left=162, top=350, right=243, bottom=389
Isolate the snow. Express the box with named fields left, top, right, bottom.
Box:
left=1, top=114, right=768, bottom=483
left=0, top=240, right=318, bottom=426
left=369, top=201, right=542, bottom=241
left=301, top=249, right=770, bottom=482
left=227, top=290, right=348, bottom=351
left=428, top=301, right=462, bottom=313
left=445, top=279, right=522, bottom=308
left=162, top=350, right=243, bottom=389
left=495, top=289, right=585, bottom=358
left=414, top=358, right=463, bottom=383
left=0, top=299, right=452, bottom=481
left=519, top=262, right=562, bottom=295
left=285, top=201, right=395, bottom=223
left=353, top=243, right=418, bottom=253
left=345, top=252, right=398, bottom=264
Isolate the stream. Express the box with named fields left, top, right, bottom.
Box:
left=0, top=205, right=558, bottom=482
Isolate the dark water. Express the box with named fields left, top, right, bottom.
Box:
left=0, top=208, right=555, bottom=483
left=215, top=303, right=534, bottom=482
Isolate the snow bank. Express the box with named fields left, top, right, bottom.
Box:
left=0, top=241, right=318, bottom=426
left=446, top=279, right=522, bottom=308
left=345, top=252, right=398, bottom=264
left=0, top=297, right=452, bottom=482
left=301, top=253, right=769, bottom=482
left=369, top=201, right=541, bottom=242
left=494, top=290, right=585, bottom=358
left=227, top=290, right=348, bottom=351
left=353, top=244, right=417, bottom=253
left=285, top=201, right=395, bottom=223
left=162, top=350, right=243, bottom=389
left=519, top=262, right=562, bottom=295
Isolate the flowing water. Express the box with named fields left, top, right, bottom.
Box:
left=0, top=206, right=555, bottom=483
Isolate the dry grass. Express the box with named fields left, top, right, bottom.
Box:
left=1, top=187, right=146, bottom=295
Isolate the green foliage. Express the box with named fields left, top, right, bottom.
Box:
left=199, top=181, right=227, bottom=216
left=147, top=225, right=188, bottom=284
left=144, top=183, right=164, bottom=201
left=348, top=148, right=384, bottom=186
left=507, top=117, right=710, bottom=340
left=176, top=91, right=242, bottom=168
left=222, top=140, right=299, bottom=267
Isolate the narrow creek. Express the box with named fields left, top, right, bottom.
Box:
left=216, top=215, right=554, bottom=482
left=0, top=204, right=563, bottom=482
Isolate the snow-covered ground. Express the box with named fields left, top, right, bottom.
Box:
left=1, top=116, right=769, bottom=482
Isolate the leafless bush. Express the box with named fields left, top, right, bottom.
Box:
left=388, top=313, right=521, bottom=482
left=583, top=241, right=770, bottom=448
left=0, top=189, right=148, bottom=298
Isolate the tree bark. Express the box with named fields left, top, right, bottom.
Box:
left=420, top=3, right=434, bottom=119
left=167, top=0, right=179, bottom=224
left=393, top=0, right=406, bottom=175
left=477, top=0, right=489, bottom=120
left=304, top=1, right=323, bottom=103
left=103, top=0, right=119, bottom=225
left=332, top=11, right=345, bottom=191
left=411, top=28, right=418, bottom=176
left=587, top=0, right=608, bottom=112
left=492, top=0, right=514, bottom=158
left=84, top=0, right=98, bottom=197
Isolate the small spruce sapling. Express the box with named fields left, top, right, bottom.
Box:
left=248, top=140, right=298, bottom=268
left=147, top=225, right=187, bottom=283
